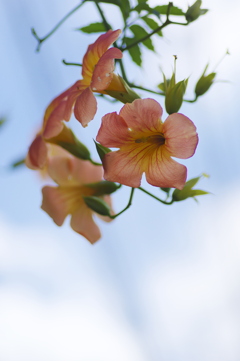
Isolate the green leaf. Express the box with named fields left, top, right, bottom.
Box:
left=124, top=37, right=142, bottom=66
left=154, top=5, right=184, bottom=16
left=85, top=0, right=120, bottom=5
left=133, top=3, right=152, bottom=13
left=119, top=0, right=131, bottom=20
left=57, top=140, right=91, bottom=161
left=94, top=141, right=111, bottom=162
left=130, top=24, right=155, bottom=51
left=77, top=22, right=107, bottom=33
left=83, top=196, right=111, bottom=216
left=142, top=16, right=162, bottom=36
left=184, top=176, right=201, bottom=189
left=190, top=189, right=209, bottom=197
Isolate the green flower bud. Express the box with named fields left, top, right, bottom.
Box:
left=165, top=79, right=188, bottom=114
left=48, top=125, right=91, bottom=160
left=57, top=140, right=91, bottom=160
left=105, top=75, right=140, bottom=104
left=86, top=181, right=120, bottom=196
left=172, top=176, right=209, bottom=202
left=185, top=0, right=208, bottom=23
left=83, top=196, right=112, bottom=216
left=195, top=64, right=216, bottom=97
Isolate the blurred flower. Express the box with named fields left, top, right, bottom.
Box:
left=96, top=98, right=198, bottom=189
left=25, top=124, right=89, bottom=171
left=43, top=29, right=124, bottom=137
left=41, top=155, right=114, bottom=243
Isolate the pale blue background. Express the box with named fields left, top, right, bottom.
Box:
left=1, top=0, right=240, bottom=360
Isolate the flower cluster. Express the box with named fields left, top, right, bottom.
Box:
left=26, top=30, right=199, bottom=243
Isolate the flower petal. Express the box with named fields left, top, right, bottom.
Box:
left=43, top=100, right=67, bottom=139
left=74, top=87, right=97, bottom=127
left=43, top=81, right=84, bottom=139
left=82, top=29, right=121, bottom=81
left=47, top=156, right=103, bottom=186
left=163, top=113, right=198, bottom=159
left=25, top=135, right=48, bottom=170
left=70, top=205, right=101, bottom=244
left=41, top=186, right=69, bottom=226
left=91, top=48, right=123, bottom=92
left=119, top=98, right=163, bottom=132
left=102, top=150, right=143, bottom=187
left=96, top=112, right=131, bottom=148
left=145, top=148, right=187, bottom=189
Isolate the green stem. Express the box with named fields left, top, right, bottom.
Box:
left=129, top=83, right=165, bottom=96
left=31, top=1, right=85, bottom=52
left=138, top=187, right=174, bottom=205
left=62, top=59, right=82, bottom=67
left=94, top=1, right=112, bottom=30
left=110, top=187, right=135, bottom=218
left=118, top=59, right=128, bottom=82
left=183, top=95, right=198, bottom=103
left=120, top=3, right=188, bottom=53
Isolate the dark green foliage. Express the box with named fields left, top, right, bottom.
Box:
left=83, top=196, right=112, bottom=216
left=154, top=5, right=184, bottom=16
left=142, top=16, right=162, bottom=36
left=94, top=141, right=111, bottom=162
left=124, top=37, right=142, bottom=66
left=130, top=24, right=155, bottom=51
left=77, top=22, right=108, bottom=33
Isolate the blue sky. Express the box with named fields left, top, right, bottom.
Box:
left=1, top=0, right=240, bottom=360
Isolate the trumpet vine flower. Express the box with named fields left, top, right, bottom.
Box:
left=96, top=98, right=198, bottom=189
left=43, top=29, right=124, bottom=139
left=25, top=124, right=79, bottom=171
left=41, top=155, right=113, bottom=243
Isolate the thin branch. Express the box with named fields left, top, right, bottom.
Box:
left=94, top=1, right=112, bottom=31
left=62, top=59, right=82, bottom=67
left=31, top=1, right=85, bottom=52
left=138, top=187, right=174, bottom=205
left=110, top=187, right=135, bottom=218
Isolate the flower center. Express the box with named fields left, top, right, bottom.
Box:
left=135, top=134, right=165, bottom=145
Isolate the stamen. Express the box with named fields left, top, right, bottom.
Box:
left=135, top=134, right=165, bottom=145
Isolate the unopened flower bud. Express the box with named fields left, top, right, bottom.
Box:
left=83, top=196, right=112, bottom=216
left=165, top=79, right=188, bottom=114
left=172, top=176, right=209, bottom=201
left=47, top=124, right=91, bottom=160
left=185, top=0, right=208, bottom=23
left=195, top=64, right=216, bottom=97
left=105, top=75, right=140, bottom=104
left=87, top=181, right=120, bottom=196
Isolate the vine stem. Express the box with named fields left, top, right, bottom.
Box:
left=120, top=2, right=188, bottom=53
left=138, top=187, right=174, bottom=205
left=32, top=1, right=85, bottom=52
left=62, top=59, right=82, bottom=67
left=110, top=187, right=135, bottom=218
left=94, top=1, right=111, bottom=31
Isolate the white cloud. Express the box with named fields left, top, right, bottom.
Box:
left=0, top=218, right=145, bottom=361
left=141, top=185, right=240, bottom=360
